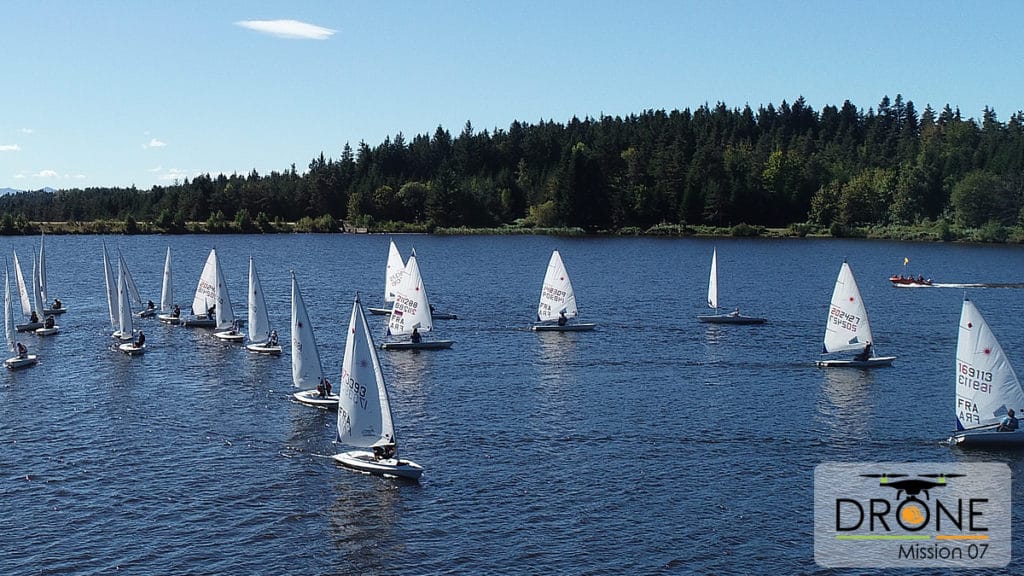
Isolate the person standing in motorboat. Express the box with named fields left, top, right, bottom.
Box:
left=997, top=409, right=1019, bottom=432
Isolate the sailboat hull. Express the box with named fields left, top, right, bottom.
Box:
left=136, top=308, right=156, bottom=318
left=698, top=314, right=767, bottom=325
left=4, top=354, right=38, bottom=369
left=951, top=430, right=1024, bottom=448
left=531, top=323, right=596, bottom=332
left=367, top=307, right=391, bottom=315
left=369, top=306, right=458, bottom=320
left=182, top=316, right=216, bottom=328
left=118, top=343, right=145, bottom=356
left=245, top=342, right=282, bottom=355
left=34, top=326, right=59, bottom=336
left=15, top=322, right=43, bottom=332
left=815, top=356, right=896, bottom=368
left=293, top=390, right=338, bottom=409
left=380, top=340, right=454, bottom=350
left=333, top=450, right=423, bottom=480
left=157, top=313, right=181, bottom=325
left=42, top=307, right=67, bottom=315
left=213, top=330, right=244, bottom=342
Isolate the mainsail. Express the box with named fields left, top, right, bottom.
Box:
left=537, top=250, right=578, bottom=322
left=337, top=294, right=396, bottom=451
left=955, top=298, right=1024, bottom=430
left=823, top=262, right=873, bottom=354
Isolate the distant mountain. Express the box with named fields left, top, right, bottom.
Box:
left=0, top=187, right=55, bottom=195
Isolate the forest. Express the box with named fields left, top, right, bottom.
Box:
left=2, top=94, right=1024, bottom=240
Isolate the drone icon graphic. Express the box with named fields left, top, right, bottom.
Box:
left=860, top=473, right=966, bottom=502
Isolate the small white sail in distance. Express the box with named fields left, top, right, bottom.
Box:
left=160, top=247, right=173, bottom=312
left=291, top=272, right=324, bottom=390
left=537, top=250, right=578, bottom=322
left=707, top=248, right=718, bottom=310
left=247, top=256, right=271, bottom=343
left=385, top=239, right=404, bottom=304
left=822, top=261, right=874, bottom=354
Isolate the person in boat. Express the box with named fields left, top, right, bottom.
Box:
left=135, top=330, right=145, bottom=348
left=730, top=307, right=740, bottom=317
left=16, top=342, right=27, bottom=358
left=917, top=275, right=925, bottom=283
left=43, top=315, right=55, bottom=329
left=997, top=409, right=1019, bottom=432
left=29, top=310, right=38, bottom=324
left=267, top=330, right=278, bottom=347
left=557, top=311, right=568, bottom=326
left=172, top=304, right=181, bottom=318
left=207, top=304, right=216, bottom=319
left=230, top=319, right=240, bottom=334
left=316, top=380, right=325, bottom=397
left=52, top=298, right=61, bottom=310
left=411, top=327, right=422, bottom=343
left=324, top=378, right=332, bottom=397
left=147, top=300, right=155, bottom=311
left=854, top=342, right=872, bottom=361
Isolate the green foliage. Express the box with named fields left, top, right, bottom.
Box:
left=951, top=170, right=1016, bottom=227
left=730, top=223, right=762, bottom=237
left=205, top=210, right=228, bottom=233
left=523, top=200, right=559, bottom=228
left=123, top=214, right=138, bottom=234
left=234, top=208, right=254, bottom=232
left=974, top=220, right=1009, bottom=243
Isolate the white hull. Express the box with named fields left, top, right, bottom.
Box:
left=333, top=450, right=423, bottom=480
left=380, top=340, right=454, bottom=350
left=137, top=308, right=156, bottom=318
left=4, top=354, right=38, bottom=369
left=34, top=326, right=59, bottom=336
left=213, top=330, right=244, bottom=342
left=698, top=314, right=766, bottom=325
left=246, top=342, right=282, bottom=355
left=118, top=342, right=146, bottom=356
left=16, top=322, right=42, bottom=332
left=815, top=356, right=896, bottom=368
left=43, top=307, right=67, bottom=315
left=293, top=389, right=338, bottom=409
left=531, top=323, right=597, bottom=332
left=157, top=313, right=181, bottom=325
left=951, top=429, right=1024, bottom=448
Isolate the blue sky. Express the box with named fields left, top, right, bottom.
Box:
left=2, top=1, right=1022, bottom=190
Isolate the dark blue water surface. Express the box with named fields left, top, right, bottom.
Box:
left=2, top=234, right=1024, bottom=575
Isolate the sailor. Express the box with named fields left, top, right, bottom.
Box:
left=267, top=330, right=278, bottom=347
left=172, top=304, right=181, bottom=318
left=52, top=298, right=62, bottom=310
left=729, top=307, right=740, bottom=317
left=854, top=342, right=872, bottom=361
left=997, top=409, right=1019, bottom=432
left=16, top=342, right=27, bottom=358
left=411, top=327, right=422, bottom=343
left=557, top=311, right=568, bottom=326
left=135, top=331, right=145, bottom=348
left=29, top=310, right=38, bottom=323
left=44, top=315, right=55, bottom=329
left=147, top=300, right=155, bottom=310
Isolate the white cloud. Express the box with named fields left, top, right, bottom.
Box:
left=143, top=138, right=167, bottom=149
left=235, top=19, right=335, bottom=40
left=148, top=165, right=163, bottom=173
left=0, top=144, right=21, bottom=152
left=13, top=173, right=25, bottom=179
left=18, top=128, right=34, bottom=134
left=36, top=170, right=58, bottom=179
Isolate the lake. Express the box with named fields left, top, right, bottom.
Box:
left=1, top=234, right=1023, bottom=574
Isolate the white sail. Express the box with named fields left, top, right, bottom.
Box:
left=5, top=266, right=16, bottom=353
left=191, top=249, right=218, bottom=317
left=823, top=262, right=874, bottom=354
left=117, top=257, right=134, bottom=341
left=707, top=248, right=718, bottom=310
left=102, top=244, right=118, bottom=329
left=385, top=239, right=405, bottom=304
left=388, top=251, right=433, bottom=336
left=160, top=247, right=173, bottom=312
left=291, top=272, right=324, bottom=390
left=118, top=252, right=143, bottom=306
left=247, top=256, right=271, bottom=343
left=213, top=250, right=235, bottom=330
left=38, top=233, right=47, bottom=304
left=12, top=250, right=31, bottom=317
left=31, top=258, right=45, bottom=319
left=955, top=298, right=1024, bottom=430
left=537, top=250, right=578, bottom=322
left=337, top=294, right=396, bottom=450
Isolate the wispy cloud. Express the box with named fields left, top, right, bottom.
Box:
left=0, top=144, right=21, bottom=152
left=36, top=170, right=58, bottom=179
left=143, top=138, right=167, bottom=149
left=18, top=128, right=34, bottom=135
left=148, top=165, right=163, bottom=173
left=235, top=19, right=335, bottom=40
left=13, top=173, right=25, bottom=179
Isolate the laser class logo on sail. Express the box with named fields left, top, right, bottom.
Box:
left=813, top=462, right=1010, bottom=568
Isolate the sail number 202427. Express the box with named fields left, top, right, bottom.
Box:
left=958, top=362, right=993, bottom=393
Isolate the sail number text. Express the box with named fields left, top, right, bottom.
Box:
left=828, top=306, right=861, bottom=332
left=957, top=362, right=993, bottom=393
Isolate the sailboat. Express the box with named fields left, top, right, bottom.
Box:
left=368, top=239, right=406, bottom=316
left=182, top=249, right=218, bottom=328
left=39, top=233, right=66, bottom=316
left=4, top=264, right=37, bottom=369
left=369, top=239, right=457, bottom=319
left=531, top=249, right=596, bottom=332
left=31, top=258, right=59, bottom=336
left=244, top=256, right=281, bottom=355
left=290, top=272, right=338, bottom=408
left=114, top=251, right=154, bottom=318
left=697, top=248, right=766, bottom=324
left=116, top=257, right=145, bottom=356
left=381, top=250, right=454, bottom=350
left=334, top=293, right=424, bottom=479
left=156, top=247, right=181, bottom=324
left=948, top=297, right=1024, bottom=447
left=815, top=261, right=896, bottom=368
left=210, top=249, right=243, bottom=342
left=13, top=251, right=42, bottom=332
left=102, top=244, right=125, bottom=338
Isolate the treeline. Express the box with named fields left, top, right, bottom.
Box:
left=3, top=94, right=1024, bottom=236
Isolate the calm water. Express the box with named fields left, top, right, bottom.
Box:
left=2, top=234, right=1024, bottom=575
